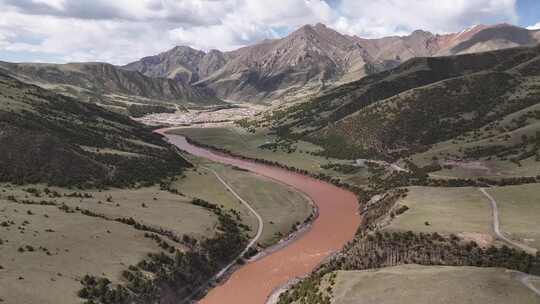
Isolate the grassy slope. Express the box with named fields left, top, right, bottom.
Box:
left=386, top=186, right=492, bottom=236
left=325, top=265, right=540, bottom=304
left=0, top=154, right=314, bottom=304
left=168, top=127, right=352, bottom=174
left=0, top=182, right=220, bottom=304
left=0, top=71, right=190, bottom=187
left=410, top=100, right=540, bottom=178
left=386, top=184, right=540, bottom=252
left=0, top=198, right=157, bottom=304
left=0, top=61, right=222, bottom=112
left=213, top=165, right=313, bottom=247
left=262, top=45, right=540, bottom=169
left=269, top=45, right=540, bottom=133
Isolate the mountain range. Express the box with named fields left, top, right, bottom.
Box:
left=0, top=61, right=222, bottom=114
left=0, top=23, right=538, bottom=109
left=124, top=23, right=540, bottom=103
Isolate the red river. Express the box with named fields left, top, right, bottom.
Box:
left=160, top=131, right=361, bottom=304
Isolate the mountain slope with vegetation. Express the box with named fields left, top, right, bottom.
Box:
left=123, top=46, right=231, bottom=84
left=0, top=71, right=190, bottom=187
left=0, top=61, right=222, bottom=113
left=264, top=44, right=540, bottom=161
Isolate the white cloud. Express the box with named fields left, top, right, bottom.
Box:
left=336, top=0, right=518, bottom=37
left=168, top=0, right=336, bottom=51
left=0, top=0, right=522, bottom=64
left=528, top=22, right=540, bottom=30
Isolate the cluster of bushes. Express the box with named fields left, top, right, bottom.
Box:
left=333, top=231, right=540, bottom=274
left=235, top=117, right=260, bottom=132
left=358, top=189, right=408, bottom=231
left=308, top=133, right=383, bottom=160
left=78, top=276, right=131, bottom=304
left=190, top=198, right=219, bottom=211
left=320, top=163, right=362, bottom=174
left=127, top=104, right=175, bottom=118
left=277, top=274, right=332, bottom=304
left=114, top=217, right=184, bottom=244
left=259, top=139, right=297, bottom=153
left=144, top=233, right=177, bottom=254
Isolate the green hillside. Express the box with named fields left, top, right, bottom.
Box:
left=264, top=45, right=540, bottom=162
left=0, top=71, right=190, bottom=187
left=0, top=61, right=222, bottom=114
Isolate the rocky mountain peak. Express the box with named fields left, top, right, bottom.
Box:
left=123, top=22, right=540, bottom=103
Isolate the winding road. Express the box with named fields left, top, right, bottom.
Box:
left=204, top=167, right=264, bottom=279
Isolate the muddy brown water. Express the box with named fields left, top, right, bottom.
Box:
left=160, top=131, right=361, bottom=304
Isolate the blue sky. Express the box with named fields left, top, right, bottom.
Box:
left=517, top=0, right=540, bottom=27
left=0, top=0, right=539, bottom=65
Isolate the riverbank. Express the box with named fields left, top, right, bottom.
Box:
left=157, top=129, right=361, bottom=304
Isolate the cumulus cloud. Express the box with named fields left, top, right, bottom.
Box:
left=0, top=0, right=523, bottom=64
left=528, top=22, right=540, bottom=30
left=169, top=0, right=337, bottom=51
left=335, top=0, right=518, bottom=37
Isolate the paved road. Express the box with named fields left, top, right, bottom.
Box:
left=205, top=167, right=264, bottom=279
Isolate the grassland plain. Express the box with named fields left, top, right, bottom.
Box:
left=384, top=184, right=540, bottom=252
left=386, top=186, right=492, bottom=236
left=0, top=194, right=159, bottom=304
left=172, top=154, right=314, bottom=248
left=322, top=265, right=540, bottom=304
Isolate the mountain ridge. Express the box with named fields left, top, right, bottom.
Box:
left=124, top=23, right=540, bottom=103
left=0, top=60, right=223, bottom=113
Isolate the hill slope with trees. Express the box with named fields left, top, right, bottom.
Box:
left=0, top=71, right=190, bottom=187
left=265, top=44, right=540, bottom=161
left=0, top=61, right=222, bottom=113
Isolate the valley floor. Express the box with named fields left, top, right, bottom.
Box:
left=168, top=125, right=540, bottom=304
